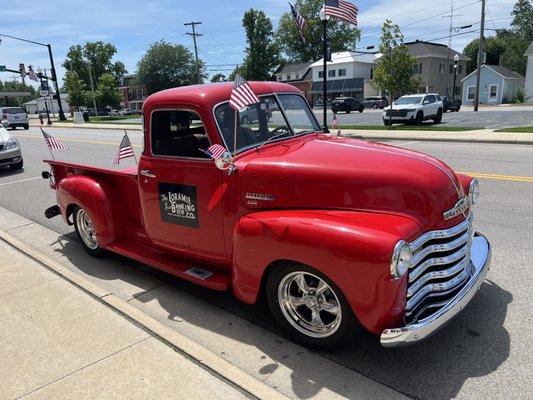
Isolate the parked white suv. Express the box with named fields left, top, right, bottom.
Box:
left=0, top=120, right=24, bottom=170
left=0, top=107, right=29, bottom=130
left=383, top=94, right=443, bottom=126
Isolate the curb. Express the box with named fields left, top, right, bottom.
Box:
left=0, top=228, right=290, bottom=400
left=342, top=134, right=533, bottom=145
left=29, top=123, right=142, bottom=131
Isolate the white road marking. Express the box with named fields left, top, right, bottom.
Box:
left=0, top=177, right=41, bottom=186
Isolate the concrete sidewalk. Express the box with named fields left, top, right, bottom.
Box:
left=29, top=119, right=532, bottom=145
left=0, top=238, right=251, bottom=400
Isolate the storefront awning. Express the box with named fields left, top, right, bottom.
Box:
left=310, top=78, right=364, bottom=94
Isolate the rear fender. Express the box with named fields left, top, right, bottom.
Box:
left=232, top=210, right=421, bottom=334
left=57, top=175, right=124, bottom=247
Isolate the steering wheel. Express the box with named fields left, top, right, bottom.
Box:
left=271, top=126, right=290, bottom=134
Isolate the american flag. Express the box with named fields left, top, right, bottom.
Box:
left=289, top=3, right=306, bottom=44
left=42, top=128, right=69, bottom=151
left=229, top=74, right=260, bottom=111
left=332, top=112, right=341, bottom=135
left=205, top=144, right=227, bottom=159
left=28, top=66, right=39, bottom=82
left=324, top=0, right=358, bottom=26
left=113, top=133, right=135, bottom=165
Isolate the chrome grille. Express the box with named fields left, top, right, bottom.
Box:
left=405, top=214, right=474, bottom=324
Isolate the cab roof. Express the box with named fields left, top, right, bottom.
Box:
left=143, top=81, right=301, bottom=112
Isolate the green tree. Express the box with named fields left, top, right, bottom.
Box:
left=136, top=41, right=206, bottom=95
left=63, top=71, right=89, bottom=109
left=275, top=0, right=360, bottom=62
left=241, top=9, right=280, bottom=80
left=463, top=36, right=506, bottom=73
left=511, top=0, right=533, bottom=40
left=210, top=73, right=227, bottom=83
left=372, top=20, right=421, bottom=124
left=0, top=80, right=38, bottom=107
left=95, top=73, right=122, bottom=109
left=63, top=41, right=127, bottom=88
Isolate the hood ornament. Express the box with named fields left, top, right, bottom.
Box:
left=443, top=196, right=469, bottom=220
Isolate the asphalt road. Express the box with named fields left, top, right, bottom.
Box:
left=1, top=126, right=532, bottom=399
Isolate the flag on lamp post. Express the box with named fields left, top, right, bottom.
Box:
left=289, top=3, right=306, bottom=44
left=324, top=0, right=359, bottom=26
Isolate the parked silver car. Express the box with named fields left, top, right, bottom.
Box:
left=0, top=107, right=29, bottom=130
left=0, top=120, right=23, bottom=170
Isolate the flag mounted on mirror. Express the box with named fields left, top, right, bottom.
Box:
left=41, top=128, right=68, bottom=151
left=324, top=0, right=358, bottom=26
left=289, top=3, right=306, bottom=44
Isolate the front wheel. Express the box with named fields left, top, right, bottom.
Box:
left=433, top=109, right=442, bottom=124
left=73, top=206, right=105, bottom=257
left=10, top=159, right=23, bottom=170
left=266, top=263, right=360, bottom=350
left=24, top=124, right=29, bottom=130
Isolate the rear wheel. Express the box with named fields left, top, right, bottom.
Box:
left=266, top=262, right=360, bottom=350
left=73, top=206, right=105, bottom=257
left=383, top=119, right=392, bottom=127
left=433, top=109, right=443, bottom=124
left=358, top=107, right=364, bottom=113
left=415, top=111, right=423, bottom=125
left=24, top=124, right=29, bottom=130
left=346, top=109, right=351, bottom=114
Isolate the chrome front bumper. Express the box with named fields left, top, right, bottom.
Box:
left=380, top=232, right=491, bottom=348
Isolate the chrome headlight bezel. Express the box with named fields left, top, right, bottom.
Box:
left=5, top=136, right=20, bottom=150
left=390, top=240, right=412, bottom=279
left=469, top=178, right=479, bottom=205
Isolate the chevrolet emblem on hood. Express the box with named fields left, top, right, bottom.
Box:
left=443, top=196, right=469, bottom=220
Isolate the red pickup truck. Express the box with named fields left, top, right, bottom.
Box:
left=44, top=82, right=491, bottom=349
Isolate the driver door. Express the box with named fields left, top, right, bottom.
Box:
left=138, top=108, right=227, bottom=265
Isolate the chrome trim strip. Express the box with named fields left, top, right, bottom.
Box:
left=410, top=213, right=473, bottom=252
left=410, top=227, right=471, bottom=267
left=380, top=233, right=491, bottom=348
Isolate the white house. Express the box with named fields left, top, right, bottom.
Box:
left=23, top=93, right=70, bottom=116
left=309, top=51, right=380, bottom=105
left=525, top=41, right=533, bottom=103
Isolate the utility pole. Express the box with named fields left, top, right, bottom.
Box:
left=84, top=59, right=98, bottom=116
left=474, top=0, right=486, bottom=112
left=184, top=21, right=203, bottom=84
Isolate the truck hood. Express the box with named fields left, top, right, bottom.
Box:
left=387, top=103, right=421, bottom=110
left=238, top=134, right=466, bottom=232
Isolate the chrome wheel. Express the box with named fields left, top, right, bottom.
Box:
left=278, top=271, right=342, bottom=338
left=75, top=209, right=99, bottom=250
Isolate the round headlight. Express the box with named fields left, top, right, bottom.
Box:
left=469, top=178, right=480, bottom=205
left=390, top=240, right=412, bottom=278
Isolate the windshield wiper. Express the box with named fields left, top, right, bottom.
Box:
left=256, top=131, right=292, bottom=151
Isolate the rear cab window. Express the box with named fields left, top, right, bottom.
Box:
left=2, top=107, right=26, bottom=114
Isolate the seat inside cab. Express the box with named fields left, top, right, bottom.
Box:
left=151, top=110, right=210, bottom=158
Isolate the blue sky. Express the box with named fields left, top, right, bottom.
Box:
left=0, top=0, right=515, bottom=86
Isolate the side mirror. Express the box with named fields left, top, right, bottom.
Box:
left=1, top=120, right=9, bottom=128
left=214, top=151, right=235, bottom=172
left=423, top=100, right=429, bottom=105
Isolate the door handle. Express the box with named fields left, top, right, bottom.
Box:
left=140, top=169, right=156, bottom=179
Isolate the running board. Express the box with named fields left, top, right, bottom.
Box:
left=106, top=239, right=231, bottom=291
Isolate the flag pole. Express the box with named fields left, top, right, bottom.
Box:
left=233, top=109, right=238, bottom=156
left=320, top=7, right=330, bottom=133
left=124, top=130, right=138, bottom=164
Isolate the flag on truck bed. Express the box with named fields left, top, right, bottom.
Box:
left=290, top=3, right=306, bottom=44
left=41, top=128, right=68, bottom=151
left=229, top=74, right=260, bottom=111
left=324, top=0, right=358, bottom=26
left=113, top=133, right=135, bottom=165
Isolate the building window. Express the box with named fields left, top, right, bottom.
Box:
left=277, top=75, right=282, bottom=81
left=318, top=71, right=323, bottom=79
left=467, top=86, right=476, bottom=100
left=413, top=63, right=423, bottom=74
left=286, top=74, right=291, bottom=80
left=439, top=63, right=445, bottom=74
left=295, top=73, right=300, bottom=80
left=328, top=70, right=336, bottom=78
left=338, top=68, right=347, bottom=77
left=370, top=68, right=374, bottom=79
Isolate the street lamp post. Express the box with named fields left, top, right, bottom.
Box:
left=0, top=33, right=67, bottom=121
left=319, top=8, right=330, bottom=133
left=83, top=58, right=98, bottom=117
left=452, top=54, right=459, bottom=101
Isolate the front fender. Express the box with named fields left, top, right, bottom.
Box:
left=57, top=175, right=124, bottom=247
left=232, top=209, right=421, bottom=334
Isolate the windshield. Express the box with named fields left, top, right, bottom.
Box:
left=214, top=93, right=320, bottom=153
left=2, top=107, right=25, bottom=114
left=394, top=96, right=423, bottom=105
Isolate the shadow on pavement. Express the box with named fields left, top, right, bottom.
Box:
left=53, top=235, right=511, bottom=400
left=0, top=167, right=24, bottom=177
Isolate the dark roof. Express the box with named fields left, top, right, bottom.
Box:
left=405, top=40, right=470, bottom=61
left=486, top=65, right=524, bottom=79
left=526, top=41, right=533, bottom=56
left=274, top=62, right=312, bottom=76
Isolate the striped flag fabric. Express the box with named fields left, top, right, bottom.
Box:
left=229, top=75, right=260, bottom=111
left=205, top=144, right=227, bottom=159
left=113, top=133, right=135, bottom=165
left=28, top=66, right=39, bottom=82
left=332, top=112, right=341, bottom=135
left=41, top=128, right=69, bottom=151
left=289, top=3, right=306, bottom=44
left=324, top=0, right=358, bottom=26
